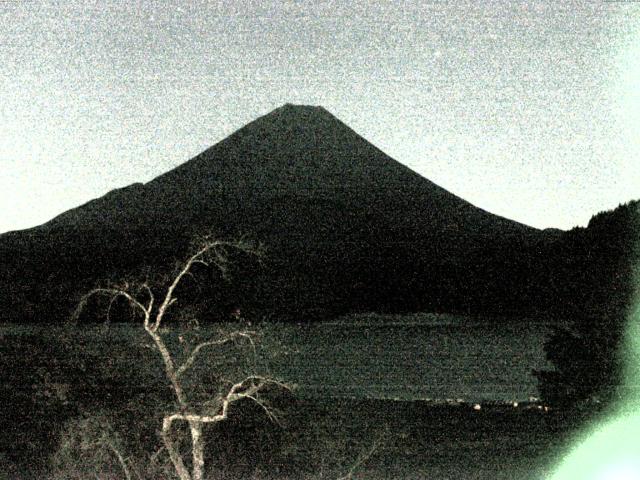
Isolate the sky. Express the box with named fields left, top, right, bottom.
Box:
left=1, top=0, right=639, bottom=233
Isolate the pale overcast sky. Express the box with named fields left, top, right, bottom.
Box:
left=1, top=0, right=639, bottom=233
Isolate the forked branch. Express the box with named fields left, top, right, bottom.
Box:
left=71, top=287, right=151, bottom=326
left=175, top=331, right=256, bottom=378
left=152, top=238, right=261, bottom=332
left=163, top=375, right=290, bottom=427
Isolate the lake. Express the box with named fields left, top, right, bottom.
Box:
left=268, top=314, right=554, bottom=403
left=0, top=314, right=554, bottom=404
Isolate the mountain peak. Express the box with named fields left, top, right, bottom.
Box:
left=279, top=103, right=326, bottom=112
left=266, top=103, right=334, bottom=122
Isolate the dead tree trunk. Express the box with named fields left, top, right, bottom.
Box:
left=190, top=421, right=205, bottom=480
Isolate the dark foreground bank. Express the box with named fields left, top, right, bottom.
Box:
left=0, top=324, right=582, bottom=479
left=1, top=391, right=582, bottom=480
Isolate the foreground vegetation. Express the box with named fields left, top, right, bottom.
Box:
left=1, top=321, right=588, bottom=479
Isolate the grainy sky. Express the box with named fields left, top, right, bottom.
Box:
left=1, top=0, right=639, bottom=233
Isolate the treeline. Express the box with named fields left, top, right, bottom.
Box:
left=535, top=200, right=639, bottom=407
left=1, top=201, right=636, bottom=329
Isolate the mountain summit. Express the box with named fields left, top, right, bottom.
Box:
left=1, top=105, right=548, bottom=322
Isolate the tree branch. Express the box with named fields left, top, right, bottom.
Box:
left=141, top=283, right=154, bottom=315
left=152, top=239, right=259, bottom=332
left=71, top=288, right=150, bottom=325
left=103, top=439, right=133, bottom=480
left=175, top=331, right=255, bottom=379
left=163, top=376, right=289, bottom=427
left=161, top=417, right=192, bottom=480
left=336, top=431, right=385, bottom=480
left=144, top=326, right=187, bottom=407
left=242, top=393, right=281, bottom=425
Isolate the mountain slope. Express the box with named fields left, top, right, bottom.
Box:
left=43, top=104, right=533, bottom=234
left=1, top=104, right=553, bottom=322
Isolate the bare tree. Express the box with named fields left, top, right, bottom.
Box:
left=72, top=237, right=289, bottom=480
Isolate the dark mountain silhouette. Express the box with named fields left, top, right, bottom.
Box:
left=0, top=105, right=633, bottom=323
